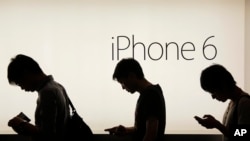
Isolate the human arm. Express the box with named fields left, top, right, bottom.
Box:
left=194, top=115, right=229, bottom=136
left=36, top=89, right=58, bottom=138
left=8, top=116, right=39, bottom=135
left=143, top=117, right=159, bottom=141
left=141, top=86, right=165, bottom=141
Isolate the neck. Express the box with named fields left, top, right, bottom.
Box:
left=137, top=78, right=152, bottom=93
left=34, top=73, right=49, bottom=91
left=230, top=86, right=245, bottom=102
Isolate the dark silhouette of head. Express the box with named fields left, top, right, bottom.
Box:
left=113, top=58, right=144, bottom=81
left=7, top=54, right=44, bottom=86
left=200, top=64, right=236, bottom=93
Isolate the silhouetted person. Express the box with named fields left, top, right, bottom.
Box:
left=194, top=64, right=250, bottom=141
left=105, top=58, right=166, bottom=141
left=7, top=54, right=70, bottom=141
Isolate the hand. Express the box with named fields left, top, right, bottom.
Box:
left=8, top=117, right=28, bottom=135
left=8, top=117, right=25, bottom=127
left=194, top=115, right=220, bottom=129
left=104, top=125, right=126, bottom=136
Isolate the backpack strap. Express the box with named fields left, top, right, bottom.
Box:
left=60, top=85, right=77, bottom=113
left=66, top=94, right=77, bottom=113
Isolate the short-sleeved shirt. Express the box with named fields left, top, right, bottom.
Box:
left=134, top=84, right=166, bottom=141
left=34, top=75, right=70, bottom=141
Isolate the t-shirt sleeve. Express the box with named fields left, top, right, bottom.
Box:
left=39, top=89, right=57, bottom=134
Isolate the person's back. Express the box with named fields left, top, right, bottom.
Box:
left=34, top=76, right=70, bottom=141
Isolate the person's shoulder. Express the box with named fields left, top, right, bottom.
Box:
left=240, top=93, right=250, bottom=99
left=239, top=94, right=250, bottom=106
left=148, top=84, right=162, bottom=89
left=142, top=84, right=163, bottom=97
left=143, top=84, right=159, bottom=92
left=152, top=84, right=163, bottom=92
left=39, top=78, right=65, bottom=95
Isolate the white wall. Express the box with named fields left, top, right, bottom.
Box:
left=0, top=0, right=246, bottom=134
left=245, top=0, right=250, bottom=92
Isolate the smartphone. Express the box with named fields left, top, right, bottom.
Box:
left=194, top=116, right=203, bottom=122
left=16, top=112, right=31, bottom=122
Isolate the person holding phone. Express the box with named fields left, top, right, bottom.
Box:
left=105, top=58, right=166, bottom=141
left=7, top=54, right=70, bottom=141
left=194, top=64, right=250, bottom=141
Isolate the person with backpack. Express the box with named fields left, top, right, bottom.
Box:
left=7, top=54, right=70, bottom=141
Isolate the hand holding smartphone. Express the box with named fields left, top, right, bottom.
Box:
left=16, top=112, right=31, bottom=122
left=8, top=112, right=31, bottom=127
left=194, top=116, right=203, bottom=122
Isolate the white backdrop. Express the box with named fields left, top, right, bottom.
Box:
left=0, top=0, right=245, bottom=134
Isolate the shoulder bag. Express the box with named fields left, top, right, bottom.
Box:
left=65, top=94, right=93, bottom=141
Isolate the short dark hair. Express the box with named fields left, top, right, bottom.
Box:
left=113, top=58, right=144, bottom=80
left=7, top=54, right=43, bottom=85
left=200, top=64, right=236, bottom=93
